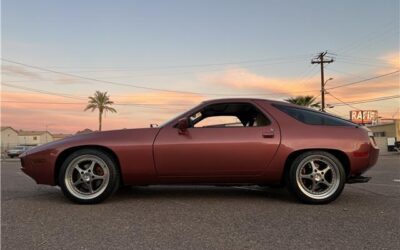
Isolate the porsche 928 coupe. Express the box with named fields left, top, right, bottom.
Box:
left=20, top=98, right=379, bottom=204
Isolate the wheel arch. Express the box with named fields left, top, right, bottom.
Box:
left=54, top=145, right=123, bottom=186
left=282, top=148, right=350, bottom=185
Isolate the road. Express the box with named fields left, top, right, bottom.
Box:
left=1, top=155, right=399, bottom=250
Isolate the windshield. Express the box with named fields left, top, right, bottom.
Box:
left=159, top=112, right=186, bottom=127
left=159, top=103, right=204, bottom=127
left=14, top=146, right=25, bottom=150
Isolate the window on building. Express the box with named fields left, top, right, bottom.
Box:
left=373, top=132, right=386, bottom=137
left=33, top=136, right=37, bottom=140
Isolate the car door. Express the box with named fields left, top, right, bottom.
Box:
left=153, top=101, right=281, bottom=177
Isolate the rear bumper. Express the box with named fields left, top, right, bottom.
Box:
left=368, top=145, right=379, bottom=167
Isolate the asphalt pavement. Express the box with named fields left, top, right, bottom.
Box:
left=1, top=155, right=399, bottom=250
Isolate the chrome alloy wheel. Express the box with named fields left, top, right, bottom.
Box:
left=295, top=155, right=340, bottom=200
left=64, top=155, right=110, bottom=200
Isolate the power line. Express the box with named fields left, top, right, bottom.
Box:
left=329, top=95, right=400, bottom=106
left=11, top=55, right=310, bottom=74
left=2, top=82, right=86, bottom=100
left=1, top=83, right=192, bottom=109
left=3, top=58, right=307, bottom=83
left=335, top=54, right=393, bottom=64
left=326, top=70, right=399, bottom=90
left=3, top=59, right=397, bottom=101
left=334, top=59, right=395, bottom=68
left=327, top=92, right=360, bottom=110
left=1, top=58, right=213, bottom=95
left=1, top=58, right=320, bottom=96
left=335, top=20, right=398, bottom=54
left=1, top=100, right=187, bottom=110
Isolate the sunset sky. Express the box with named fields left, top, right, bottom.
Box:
left=1, top=0, right=399, bottom=133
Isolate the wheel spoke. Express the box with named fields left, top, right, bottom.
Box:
left=86, top=181, right=94, bottom=193
left=73, top=178, right=83, bottom=186
left=310, top=160, right=318, bottom=171
left=92, top=174, right=105, bottom=180
left=311, top=181, right=319, bottom=192
left=300, top=174, right=313, bottom=180
left=88, top=161, right=96, bottom=172
left=320, top=164, right=332, bottom=173
left=74, top=165, right=85, bottom=174
left=320, top=179, right=332, bottom=187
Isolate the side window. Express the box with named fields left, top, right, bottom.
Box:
left=273, top=104, right=356, bottom=126
left=189, top=103, right=270, bottom=128
left=195, top=116, right=243, bottom=128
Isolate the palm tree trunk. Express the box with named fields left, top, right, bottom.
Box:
left=99, top=110, right=103, bottom=131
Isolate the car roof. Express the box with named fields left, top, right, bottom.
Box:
left=202, top=98, right=293, bottom=106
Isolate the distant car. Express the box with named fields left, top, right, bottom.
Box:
left=7, top=146, right=32, bottom=158
left=20, top=98, right=379, bottom=204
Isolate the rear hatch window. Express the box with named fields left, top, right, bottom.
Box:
left=273, top=104, right=356, bottom=126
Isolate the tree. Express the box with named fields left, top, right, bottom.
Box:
left=284, top=95, right=321, bottom=109
left=84, top=91, right=117, bottom=131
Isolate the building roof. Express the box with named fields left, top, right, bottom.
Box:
left=18, top=131, right=52, bottom=136
left=1, top=126, right=18, bottom=133
left=76, top=128, right=94, bottom=134
left=52, top=133, right=72, bottom=138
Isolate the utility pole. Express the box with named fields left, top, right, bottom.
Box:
left=311, top=52, right=334, bottom=112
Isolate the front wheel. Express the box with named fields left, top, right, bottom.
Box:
left=58, top=149, right=120, bottom=204
left=287, top=151, right=346, bottom=204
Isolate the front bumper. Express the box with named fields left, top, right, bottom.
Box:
left=20, top=152, right=56, bottom=185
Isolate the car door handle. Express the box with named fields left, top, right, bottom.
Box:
left=262, top=131, right=275, bottom=138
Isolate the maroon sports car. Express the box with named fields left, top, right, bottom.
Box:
left=20, top=98, right=379, bottom=204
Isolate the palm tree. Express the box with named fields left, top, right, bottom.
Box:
left=84, top=91, right=117, bottom=131
left=284, top=95, right=321, bottom=109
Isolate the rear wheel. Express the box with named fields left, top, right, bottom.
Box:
left=287, top=151, right=346, bottom=204
left=58, top=149, right=120, bottom=204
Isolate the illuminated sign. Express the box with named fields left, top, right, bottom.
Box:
left=350, top=110, right=378, bottom=124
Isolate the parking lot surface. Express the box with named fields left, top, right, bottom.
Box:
left=1, top=155, right=399, bottom=250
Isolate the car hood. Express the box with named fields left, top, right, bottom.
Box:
left=22, top=128, right=160, bottom=156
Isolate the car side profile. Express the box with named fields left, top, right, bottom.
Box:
left=20, top=98, right=379, bottom=204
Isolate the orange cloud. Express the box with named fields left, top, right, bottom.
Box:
left=202, top=65, right=399, bottom=101
left=202, top=67, right=320, bottom=96
left=380, top=52, right=400, bottom=69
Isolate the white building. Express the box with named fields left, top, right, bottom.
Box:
left=52, top=133, right=72, bottom=141
left=368, top=119, right=400, bottom=153
left=1, top=126, right=19, bottom=152
left=18, top=131, right=53, bottom=146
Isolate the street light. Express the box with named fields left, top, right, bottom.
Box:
left=324, top=77, right=333, bottom=86
left=321, top=77, right=333, bottom=112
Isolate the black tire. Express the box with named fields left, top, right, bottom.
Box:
left=287, top=151, right=346, bottom=204
left=58, top=148, right=120, bottom=204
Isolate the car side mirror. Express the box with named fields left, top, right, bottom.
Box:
left=177, top=118, right=189, bottom=134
